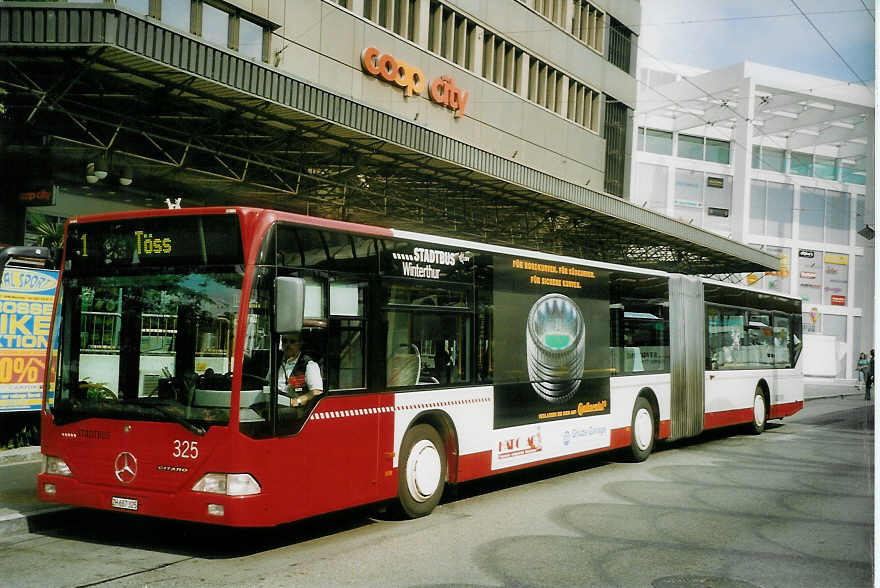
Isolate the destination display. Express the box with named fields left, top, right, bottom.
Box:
left=65, top=214, right=243, bottom=273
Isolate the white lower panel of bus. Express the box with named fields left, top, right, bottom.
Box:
left=490, top=416, right=611, bottom=470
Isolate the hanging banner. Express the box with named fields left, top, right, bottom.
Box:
left=0, top=267, right=58, bottom=412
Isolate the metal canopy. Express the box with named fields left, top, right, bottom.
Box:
left=0, top=4, right=778, bottom=274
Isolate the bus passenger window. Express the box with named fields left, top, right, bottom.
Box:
left=385, top=311, right=471, bottom=387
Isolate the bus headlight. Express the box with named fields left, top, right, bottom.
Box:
left=40, top=455, right=72, bottom=477
left=192, top=473, right=261, bottom=496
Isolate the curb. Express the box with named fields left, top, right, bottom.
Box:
left=0, top=506, right=72, bottom=538
left=0, top=445, right=40, bottom=467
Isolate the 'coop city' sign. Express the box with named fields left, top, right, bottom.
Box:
left=361, top=47, right=469, bottom=118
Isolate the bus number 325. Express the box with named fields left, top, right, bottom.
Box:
left=173, top=440, right=198, bottom=459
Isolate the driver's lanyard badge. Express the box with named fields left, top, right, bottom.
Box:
left=283, top=357, right=306, bottom=392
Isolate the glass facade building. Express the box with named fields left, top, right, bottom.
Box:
left=632, top=61, right=874, bottom=379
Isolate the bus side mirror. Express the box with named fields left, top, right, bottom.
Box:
left=275, top=277, right=305, bottom=333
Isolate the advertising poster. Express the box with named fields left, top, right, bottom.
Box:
left=0, top=267, right=58, bottom=411
left=492, top=255, right=610, bottom=431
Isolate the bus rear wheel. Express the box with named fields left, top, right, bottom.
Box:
left=398, top=424, right=446, bottom=518
left=629, top=397, right=655, bottom=462
left=750, top=387, right=767, bottom=434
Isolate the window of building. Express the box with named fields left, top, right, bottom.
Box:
left=799, top=186, right=825, bottom=242
left=117, top=0, right=149, bottom=14
left=161, top=1, right=191, bottom=32
left=637, top=163, right=668, bottom=211
left=840, top=158, right=867, bottom=185
left=752, top=146, right=786, bottom=173
left=673, top=170, right=732, bottom=230
left=823, top=313, right=847, bottom=342
left=705, top=138, right=730, bottom=164
left=427, top=1, right=465, bottom=59
left=201, top=2, right=230, bottom=47
left=570, top=0, right=604, bottom=53
left=485, top=33, right=523, bottom=91
left=567, top=80, right=601, bottom=132
left=238, top=16, right=265, bottom=61
left=749, top=180, right=767, bottom=236
left=607, top=17, right=632, bottom=73
left=814, top=155, right=836, bottom=180
left=767, top=182, right=794, bottom=238
left=643, top=128, right=673, bottom=155
left=825, top=190, right=850, bottom=246
left=790, top=151, right=813, bottom=177
left=678, top=134, right=703, bottom=160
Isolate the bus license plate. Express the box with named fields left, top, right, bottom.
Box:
left=111, top=496, right=138, bottom=511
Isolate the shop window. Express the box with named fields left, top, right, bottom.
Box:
left=762, top=246, right=790, bottom=295
left=802, top=310, right=820, bottom=334
left=822, top=252, right=848, bottom=307
left=797, top=248, right=822, bottom=305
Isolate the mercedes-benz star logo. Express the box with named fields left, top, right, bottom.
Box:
left=114, top=452, right=138, bottom=484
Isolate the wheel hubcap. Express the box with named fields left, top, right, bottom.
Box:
left=406, top=439, right=442, bottom=502
left=634, top=407, right=653, bottom=451
left=754, top=394, right=766, bottom=426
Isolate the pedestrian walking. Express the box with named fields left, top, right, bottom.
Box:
left=865, top=349, right=874, bottom=401
left=857, top=352, right=868, bottom=385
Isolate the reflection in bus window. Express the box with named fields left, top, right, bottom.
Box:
left=52, top=272, right=242, bottom=432
left=707, top=305, right=746, bottom=369
left=609, top=275, right=670, bottom=375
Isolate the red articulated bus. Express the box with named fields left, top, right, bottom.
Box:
left=38, top=207, right=803, bottom=526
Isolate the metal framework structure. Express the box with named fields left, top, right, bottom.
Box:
left=0, top=4, right=778, bottom=273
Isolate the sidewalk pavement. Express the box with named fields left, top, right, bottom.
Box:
left=0, top=379, right=873, bottom=537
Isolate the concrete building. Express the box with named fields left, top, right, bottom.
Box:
left=0, top=0, right=780, bottom=276
left=632, top=58, right=874, bottom=379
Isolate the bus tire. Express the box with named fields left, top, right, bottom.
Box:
left=629, top=397, right=655, bottom=462
left=398, top=424, right=446, bottom=518
left=750, top=387, right=767, bottom=434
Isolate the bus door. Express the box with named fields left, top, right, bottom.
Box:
left=667, top=275, right=705, bottom=440
left=272, top=269, right=379, bottom=513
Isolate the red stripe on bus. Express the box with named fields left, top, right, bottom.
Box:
left=770, top=400, right=803, bottom=419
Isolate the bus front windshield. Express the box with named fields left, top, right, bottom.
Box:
left=49, top=271, right=244, bottom=434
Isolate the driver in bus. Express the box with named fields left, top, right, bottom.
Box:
left=277, top=333, right=323, bottom=407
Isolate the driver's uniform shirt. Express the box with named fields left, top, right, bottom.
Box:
left=277, top=353, right=323, bottom=395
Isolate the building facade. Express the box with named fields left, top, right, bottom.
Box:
left=1, top=0, right=643, bottom=249
left=631, top=60, right=875, bottom=379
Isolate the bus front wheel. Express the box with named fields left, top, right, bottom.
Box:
left=629, top=397, right=655, bottom=462
left=750, top=387, right=767, bottom=434
left=398, top=424, right=446, bottom=518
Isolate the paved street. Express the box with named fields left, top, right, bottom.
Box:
left=0, top=387, right=872, bottom=587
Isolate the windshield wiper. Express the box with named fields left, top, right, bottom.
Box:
left=125, top=400, right=207, bottom=436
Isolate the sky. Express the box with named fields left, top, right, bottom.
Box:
left=637, top=0, right=875, bottom=85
